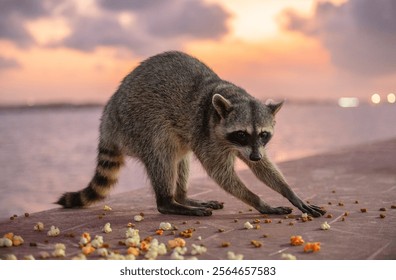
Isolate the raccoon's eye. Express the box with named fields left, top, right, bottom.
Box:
left=259, top=131, right=270, bottom=141
left=227, top=130, right=249, bottom=146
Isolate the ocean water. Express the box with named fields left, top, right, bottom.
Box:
left=1, top=103, right=395, bottom=218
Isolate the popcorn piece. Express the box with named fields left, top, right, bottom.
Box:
left=12, top=235, right=24, bottom=246
left=290, top=235, right=305, bottom=246
left=244, top=221, right=253, bottom=229
left=34, top=222, right=44, bottom=231
left=47, top=225, right=60, bottom=237
left=320, top=221, right=331, bottom=230
left=103, top=205, right=112, bottom=211
left=91, top=235, right=104, bottom=248
left=180, top=228, right=194, bottom=238
left=53, top=243, right=66, bottom=257
left=38, top=251, right=50, bottom=259
left=96, top=248, right=109, bottom=257
left=125, top=254, right=136, bottom=260
left=227, top=251, right=244, bottom=260
left=301, top=213, right=308, bottom=219
left=23, top=255, right=35, bottom=260
left=82, top=244, right=95, bottom=255
left=159, top=222, right=172, bottom=231
left=79, top=232, right=92, bottom=246
left=140, top=240, right=150, bottom=251
left=155, top=229, right=164, bottom=235
left=281, top=253, right=297, bottom=260
left=103, top=222, right=112, bottom=233
left=171, top=251, right=184, bottom=260
left=251, top=240, right=262, bottom=248
left=107, top=252, right=126, bottom=260
left=134, top=215, right=144, bottom=222
left=127, top=247, right=140, bottom=257
left=168, top=237, right=186, bottom=249
left=4, top=254, right=17, bottom=260
left=125, top=228, right=140, bottom=247
left=72, top=253, right=87, bottom=260
left=0, top=237, right=13, bottom=247
left=304, top=242, right=321, bottom=253
left=191, top=244, right=207, bottom=255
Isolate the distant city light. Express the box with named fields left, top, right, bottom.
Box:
left=338, top=97, right=359, bottom=108
left=387, top=93, right=395, bottom=104
left=371, top=93, right=381, bottom=104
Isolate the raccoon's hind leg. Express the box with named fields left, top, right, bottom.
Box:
left=174, top=156, right=223, bottom=210
left=57, top=143, right=124, bottom=208
left=144, top=153, right=212, bottom=216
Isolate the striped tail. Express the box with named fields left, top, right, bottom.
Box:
left=57, top=145, right=125, bottom=208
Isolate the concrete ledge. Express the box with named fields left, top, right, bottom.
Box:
left=1, top=139, right=395, bottom=260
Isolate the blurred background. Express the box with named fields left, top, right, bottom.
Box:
left=1, top=0, right=395, bottom=218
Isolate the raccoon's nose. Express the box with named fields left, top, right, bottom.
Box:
left=249, top=152, right=262, bottom=162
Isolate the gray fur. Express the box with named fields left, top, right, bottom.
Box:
left=57, top=51, right=325, bottom=217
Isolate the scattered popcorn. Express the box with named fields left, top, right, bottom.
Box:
left=47, top=225, right=60, bottom=237
left=227, top=251, right=244, bottom=260
left=320, top=221, right=331, bottom=230
left=134, top=215, right=144, bottom=222
left=125, top=254, right=136, bottom=260
left=91, top=235, right=104, bottom=248
left=301, top=213, right=308, bottom=219
left=102, top=222, right=112, bottom=233
left=244, top=221, right=253, bottom=229
left=144, top=239, right=167, bottom=260
left=72, top=253, right=87, bottom=260
left=127, top=247, right=140, bottom=257
left=191, top=244, right=207, bottom=255
left=96, top=248, right=109, bottom=257
left=23, top=255, right=35, bottom=260
left=4, top=254, right=17, bottom=260
left=79, top=232, right=91, bottom=246
left=103, top=205, right=112, bottom=211
left=281, top=253, right=297, bottom=260
left=53, top=243, right=66, bottom=257
left=81, top=244, right=95, bottom=255
left=38, top=251, right=50, bottom=259
left=140, top=240, right=150, bottom=251
left=180, top=228, right=194, bottom=238
left=171, top=251, right=184, bottom=260
left=290, top=235, right=305, bottom=246
left=12, top=235, right=24, bottom=246
left=107, top=252, right=126, bottom=260
left=0, top=237, right=13, bottom=247
left=159, top=222, right=172, bottom=230
left=197, top=236, right=202, bottom=241
left=251, top=240, right=262, bottom=248
left=125, top=228, right=140, bottom=247
left=155, top=229, right=164, bottom=235
left=168, top=238, right=186, bottom=249
left=34, top=222, right=45, bottom=231
left=3, top=232, right=13, bottom=240
left=304, top=242, right=321, bottom=253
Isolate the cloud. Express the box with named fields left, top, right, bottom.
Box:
left=0, top=0, right=49, bottom=46
left=280, top=0, right=396, bottom=76
left=0, top=57, right=20, bottom=71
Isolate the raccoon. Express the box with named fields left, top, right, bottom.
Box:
left=57, top=51, right=325, bottom=217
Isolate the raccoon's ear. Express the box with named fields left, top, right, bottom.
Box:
left=266, top=99, right=284, bottom=116
left=212, top=94, right=233, bottom=119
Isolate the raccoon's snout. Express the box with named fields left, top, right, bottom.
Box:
left=249, top=151, right=262, bottom=162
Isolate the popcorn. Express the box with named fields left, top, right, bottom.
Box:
left=168, top=238, right=186, bottom=249
left=134, top=215, right=144, bottom=222
left=107, top=252, right=126, bottom=260
left=0, top=237, right=13, bottom=247
left=145, top=239, right=167, bottom=260
left=127, top=247, right=140, bottom=257
left=47, top=225, right=60, bottom=237
left=244, top=221, right=253, bottom=229
left=125, top=228, right=140, bottom=247
left=34, top=222, right=44, bottom=231
left=251, top=240, right=262, bottom=248
left=304, top=242, right=321, bottom=253
left=91, top=235, right=104, bottom=248
left=159, top=222, right=172, bottom=230
left=281, top=253, right=297, bottom=260
left=320, top=221, right=331, bottom=230
left=4, top=254, right=17, bottom=260
left=72, top=253, right=87, bottom=260
left=290, top=235, right=305, bottom=246
left=79, top=232, right=91, bottom=246
left=180, top=228, right=194, bottom=238
left=81, top=244, right=95, bottom=255
left=103, top=205, right=112, bottom=211
left=102, top=222, right=112, bottom=233
left=171, top=247, right=188, bottom=260
left=38, top=251, right=50, bottom=259
left=23, top=255, right=35, bottom=260
left=96, top=248, right=109, bottom=257
left=191, top=244, right=207, bottom=255
left=12, top=235, right=24, bottom=246
left=301, top=213, right=308, bottom=219
left=53, top=243, right=66, bottom=257
left=227, top=251, right=244, bottom=260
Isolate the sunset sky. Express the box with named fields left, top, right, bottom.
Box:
left=0, top=0, right=395, bottom=105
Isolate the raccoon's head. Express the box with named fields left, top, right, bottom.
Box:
left=212, top=92, right=283, bottom=162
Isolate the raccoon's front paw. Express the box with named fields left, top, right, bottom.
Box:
left=180, top=198, right=224, bottom=210
left=157, top=202, right=213, bottom=216
left=259, top=206, right=293, bottom=215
